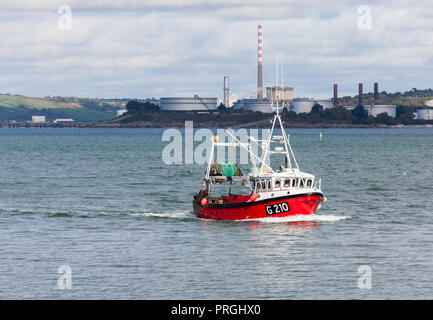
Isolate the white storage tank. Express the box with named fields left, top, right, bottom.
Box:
left=292, top=99, right=316, bottom=114
left=423, top=100, right=433, bottom=107
left=160, top=97, right=217, bottom=111
left=232, top=99, right=274, bottom=113
left=416, top=109, right=433, bottom=120
left=368, top=105, right=396, bottom=118
left=315, top=99, right=333, bottom=109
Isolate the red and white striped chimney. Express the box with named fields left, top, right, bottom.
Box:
left=257, top=24, right=263, bottom=102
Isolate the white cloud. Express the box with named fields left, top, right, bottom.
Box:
left=0, top=1, right=433, bottom=98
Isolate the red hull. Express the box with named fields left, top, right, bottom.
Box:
left=193, top=193, right=323, bottom=220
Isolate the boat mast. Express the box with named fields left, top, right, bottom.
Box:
left=258, top=55, right=300, bottom=174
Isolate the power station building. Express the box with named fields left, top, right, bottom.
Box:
left=160, top=96, right=218, bottom=111
left=266, top=86, right=294, bottom=104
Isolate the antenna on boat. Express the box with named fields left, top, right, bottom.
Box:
left=271, top=54, right=283, bottom=115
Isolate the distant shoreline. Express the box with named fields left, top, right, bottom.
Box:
left=2, top=121, right=432, bottom=129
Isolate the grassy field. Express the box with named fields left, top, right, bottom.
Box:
left=0, top=94, right=124, bottom=122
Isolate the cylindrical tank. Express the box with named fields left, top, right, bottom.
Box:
left=368, top=105, right=396, bottom=117
left=315, top=99, right=334, bottom=109
left=160, top=97, right=217, bottom=111
left=232, top=100, right=274, bottom=113
left=292, top=99, right=316, bottom=114
left=417, top=109, right=433, bottom=120
left=423, top=100, right=433, bottom=107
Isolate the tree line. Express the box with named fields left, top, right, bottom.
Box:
left=124, top=100, right=432, bottom=125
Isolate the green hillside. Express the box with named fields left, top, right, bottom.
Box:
left=0, top=94, right=126, bottom=122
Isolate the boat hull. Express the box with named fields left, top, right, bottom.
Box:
left=193, top=192, right=323, bottom=220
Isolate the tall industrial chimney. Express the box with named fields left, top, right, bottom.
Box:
left=358, top=83, right=363, bottom=106
left=224, top=76, right=229, bottom=107
left=333, top=84, right=338, bottom=106
left=257, top=25, right=263, bottom=102
left=374, top=82, right=378, bottom=101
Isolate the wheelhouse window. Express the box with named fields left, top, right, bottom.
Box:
left=307, top=179, right=312, bottom=187
left=300, top=179, right=305, bottom=187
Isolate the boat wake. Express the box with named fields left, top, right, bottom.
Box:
left=128, top=210, right=192, bottom=219
left=1, top=206, right=193, bottom=220
left=241, top=214, right=350, bottom=223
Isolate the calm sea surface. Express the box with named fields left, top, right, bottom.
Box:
left=0, top=127, right=432, bottom=299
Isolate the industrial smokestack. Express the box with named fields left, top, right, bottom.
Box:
left=358, top=83, right=363, bottom=106
left=374, top=82, right=378, bottom=101
left=257, top=24, right=263, bottom=102
left=333, top=84, right=338, bottom=106
left=224, top=76, right=229, bottom=107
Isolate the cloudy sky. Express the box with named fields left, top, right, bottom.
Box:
left=1, top=0, right=433, bottom=100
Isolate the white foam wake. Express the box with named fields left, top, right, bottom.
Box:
left=128, top=210, right=191, bottom=219
left=242, top=214, right=350, bottom=223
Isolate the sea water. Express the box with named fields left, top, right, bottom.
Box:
left=0, top=128, right=432, bottom=299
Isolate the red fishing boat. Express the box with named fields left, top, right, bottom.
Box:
left=193, top=100, right=326, bottom=220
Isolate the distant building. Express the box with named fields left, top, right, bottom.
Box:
left=266, top=86, right=294, bottom=103
left=343, top=106, right=356, bottom=111
left=32, top=116, right=46, bottom=123
left=53, top=118, right=74, bottom=123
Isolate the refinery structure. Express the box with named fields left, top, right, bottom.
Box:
left=160, top=24, right=296, bottom=114
left=335, top=82, right=397, bottom=118
left=153, top=24, right=424, bottom=119
left=232, top=24, right=295, bottom=113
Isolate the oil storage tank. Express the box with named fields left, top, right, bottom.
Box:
left=232, top=99, right=274, bottom=113
left=292, top=98, right=317, bottom=114
left=423, top=100, right=433, bottom=107
left=160, top=97, right=217, bottom=111
left=417, top=109, right=433, bottom=120
left=368, top=105, right=396, bottom=117
left=315, top=99, right=334, bottom=109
